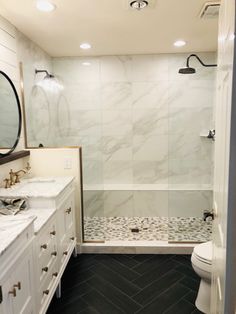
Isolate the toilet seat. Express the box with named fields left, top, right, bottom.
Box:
left=191, top=241, right=212, bottom=273
left=193, top=241, right=212, bottom=264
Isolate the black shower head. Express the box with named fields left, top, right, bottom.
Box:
left=178, top=67, right=196, bottom=74
left=178, top=54, right=217, bottom=75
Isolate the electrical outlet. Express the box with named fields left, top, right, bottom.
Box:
left=64, top=158, right=72, bottom=169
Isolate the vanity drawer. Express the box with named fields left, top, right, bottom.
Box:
left=59, top=232, right=76, bottom=267
left=38, top=241, right=58, bottom=284
left=37, top=221, right=57, bottom=251
left=39, top=264, right=59, bottom=312
left=36, top=219, right=58, bottom=285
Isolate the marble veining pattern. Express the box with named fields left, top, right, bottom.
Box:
left=84, top=216, right=212, bottom=242
left=0, top=216, right=35, bottom=256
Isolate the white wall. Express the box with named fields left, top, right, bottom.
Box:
left=0, top=16, right=27, bottom=184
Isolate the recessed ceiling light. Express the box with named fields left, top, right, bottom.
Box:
left=82, top=62, right=91, bottom=66
left=80, top=43, right=92, bottom=50
left=36, top=0, right=56, bottom=12
left=174, top=40, right=186, bottom=47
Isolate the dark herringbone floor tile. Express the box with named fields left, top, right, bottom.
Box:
left=47, top=254, right=202, bottom=314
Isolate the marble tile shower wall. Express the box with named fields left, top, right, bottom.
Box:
left=52, top=53, right=216, bottom=218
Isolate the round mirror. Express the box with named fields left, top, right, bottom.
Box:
left=0, top=71, right=22, bottom=156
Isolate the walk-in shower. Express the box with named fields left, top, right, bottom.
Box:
left=21, top=47, right=216, bottom=247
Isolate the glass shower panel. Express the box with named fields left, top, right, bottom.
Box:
left=168, top=54, right=216, bottom=243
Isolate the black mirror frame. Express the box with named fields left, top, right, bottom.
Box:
left=0, top=70, right=22, bottom=157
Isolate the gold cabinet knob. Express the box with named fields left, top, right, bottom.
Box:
left=14, top=282, right=21, bottom=290
left=65, top=207, right=72, bottom=214
left=42, top=267, right=48, bottom=272
left=70, top=237, right=75, bottom=241
left=52, top=272, right=58, bottom=277
left=41, top=244, right=47, bottom=249
left=51, top=251, right=57, bottom=256
left=50, top=230, right=56, bottom=236
left=43, top=289, right=49, bottom=295
left=9, top=288, right=16, bottom=297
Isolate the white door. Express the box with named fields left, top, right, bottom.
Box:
left=211, top=0, right=235, bottom=313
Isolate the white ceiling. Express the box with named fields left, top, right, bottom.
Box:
left=0, top=0, right=219, bottom=57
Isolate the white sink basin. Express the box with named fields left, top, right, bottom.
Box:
left=0, top=176, right=74, bottom=199
left=16, top=181, right=57, bottom=194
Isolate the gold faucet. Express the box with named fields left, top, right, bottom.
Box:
left=9, top=169, right=16, bottom=186
left=5, top=162, right=31, bottom=187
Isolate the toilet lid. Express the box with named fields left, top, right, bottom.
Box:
left=193, top=241, right=212, bottom=263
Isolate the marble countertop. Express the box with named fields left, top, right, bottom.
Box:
left=0, top=176, right=74, bottom=198
left=19, top=208, right=57, bottom=234
left=0, top=207, right=57, bottom=257
left=0, top=176, right=74, bottom=258
left=0, top=215, right=35, bottom=257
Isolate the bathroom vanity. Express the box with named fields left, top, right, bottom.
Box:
left=0, top=176, right=76, bottom=314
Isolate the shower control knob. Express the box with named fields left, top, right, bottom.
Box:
left=65, top=207, right=71, bottom=214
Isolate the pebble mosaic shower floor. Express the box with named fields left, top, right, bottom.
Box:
left=84, top=216, right=212, bottom=242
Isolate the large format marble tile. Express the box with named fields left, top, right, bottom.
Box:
left=103, top=191, right=133, bottom=217
left=168, top=106, right=213, bottom=135
left=83, top=190, right=104, bottom=217
left=133, top=134, right=168, bottom=161
left=133, top=108, right=168, bottom=137
left=69, top=110, right=102, bottom=137
left=132, top=81, right=169, bottom=109
left=101, top=82, right=132, bottom=110
left=133, top=160, right=168, bottom=184
left=64, top=83, right=101, bottom=110
left=102, top=134, right=132, bottom=161
left=53, top=57, right=100, bottom=83
left=133, top=191, right=168, bottom=217
left=169, top=132, right=207, bottom=160
left=168, top=190, right=213, bottom=217
left=102, top=110, right=132, bottom=135
left=131, top=55, right=168, bottom=81
left=103, top=160, right=133, bottom=184
left=168, top=80, right=216, bottom=109
left=78, top=135, right=103, bottom=160
left=169, top=158, right=212, bottom=185
left=82, top=159, right=104, bottom=185
left=100, top=56, right=132, bottom=82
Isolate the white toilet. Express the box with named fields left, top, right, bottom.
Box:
left=191, top=241, right=212, bottom=314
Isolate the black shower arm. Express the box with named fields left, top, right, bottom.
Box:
left=186, top=54, right=217, bottom=68
left=35, top=69, right=50, bottom=76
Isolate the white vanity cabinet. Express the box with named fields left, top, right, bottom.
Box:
left=0, top=177, right=77, bottom=314
left=0, top=222, right=35, bottom=314
left=32, top=179, right=76, bottom=314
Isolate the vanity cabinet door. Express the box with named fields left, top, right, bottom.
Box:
left=11, top=248, right=35, bottom=314
left=0, top=247, right=35, bottom=314
left=57, top=191, right=76, bottom=266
